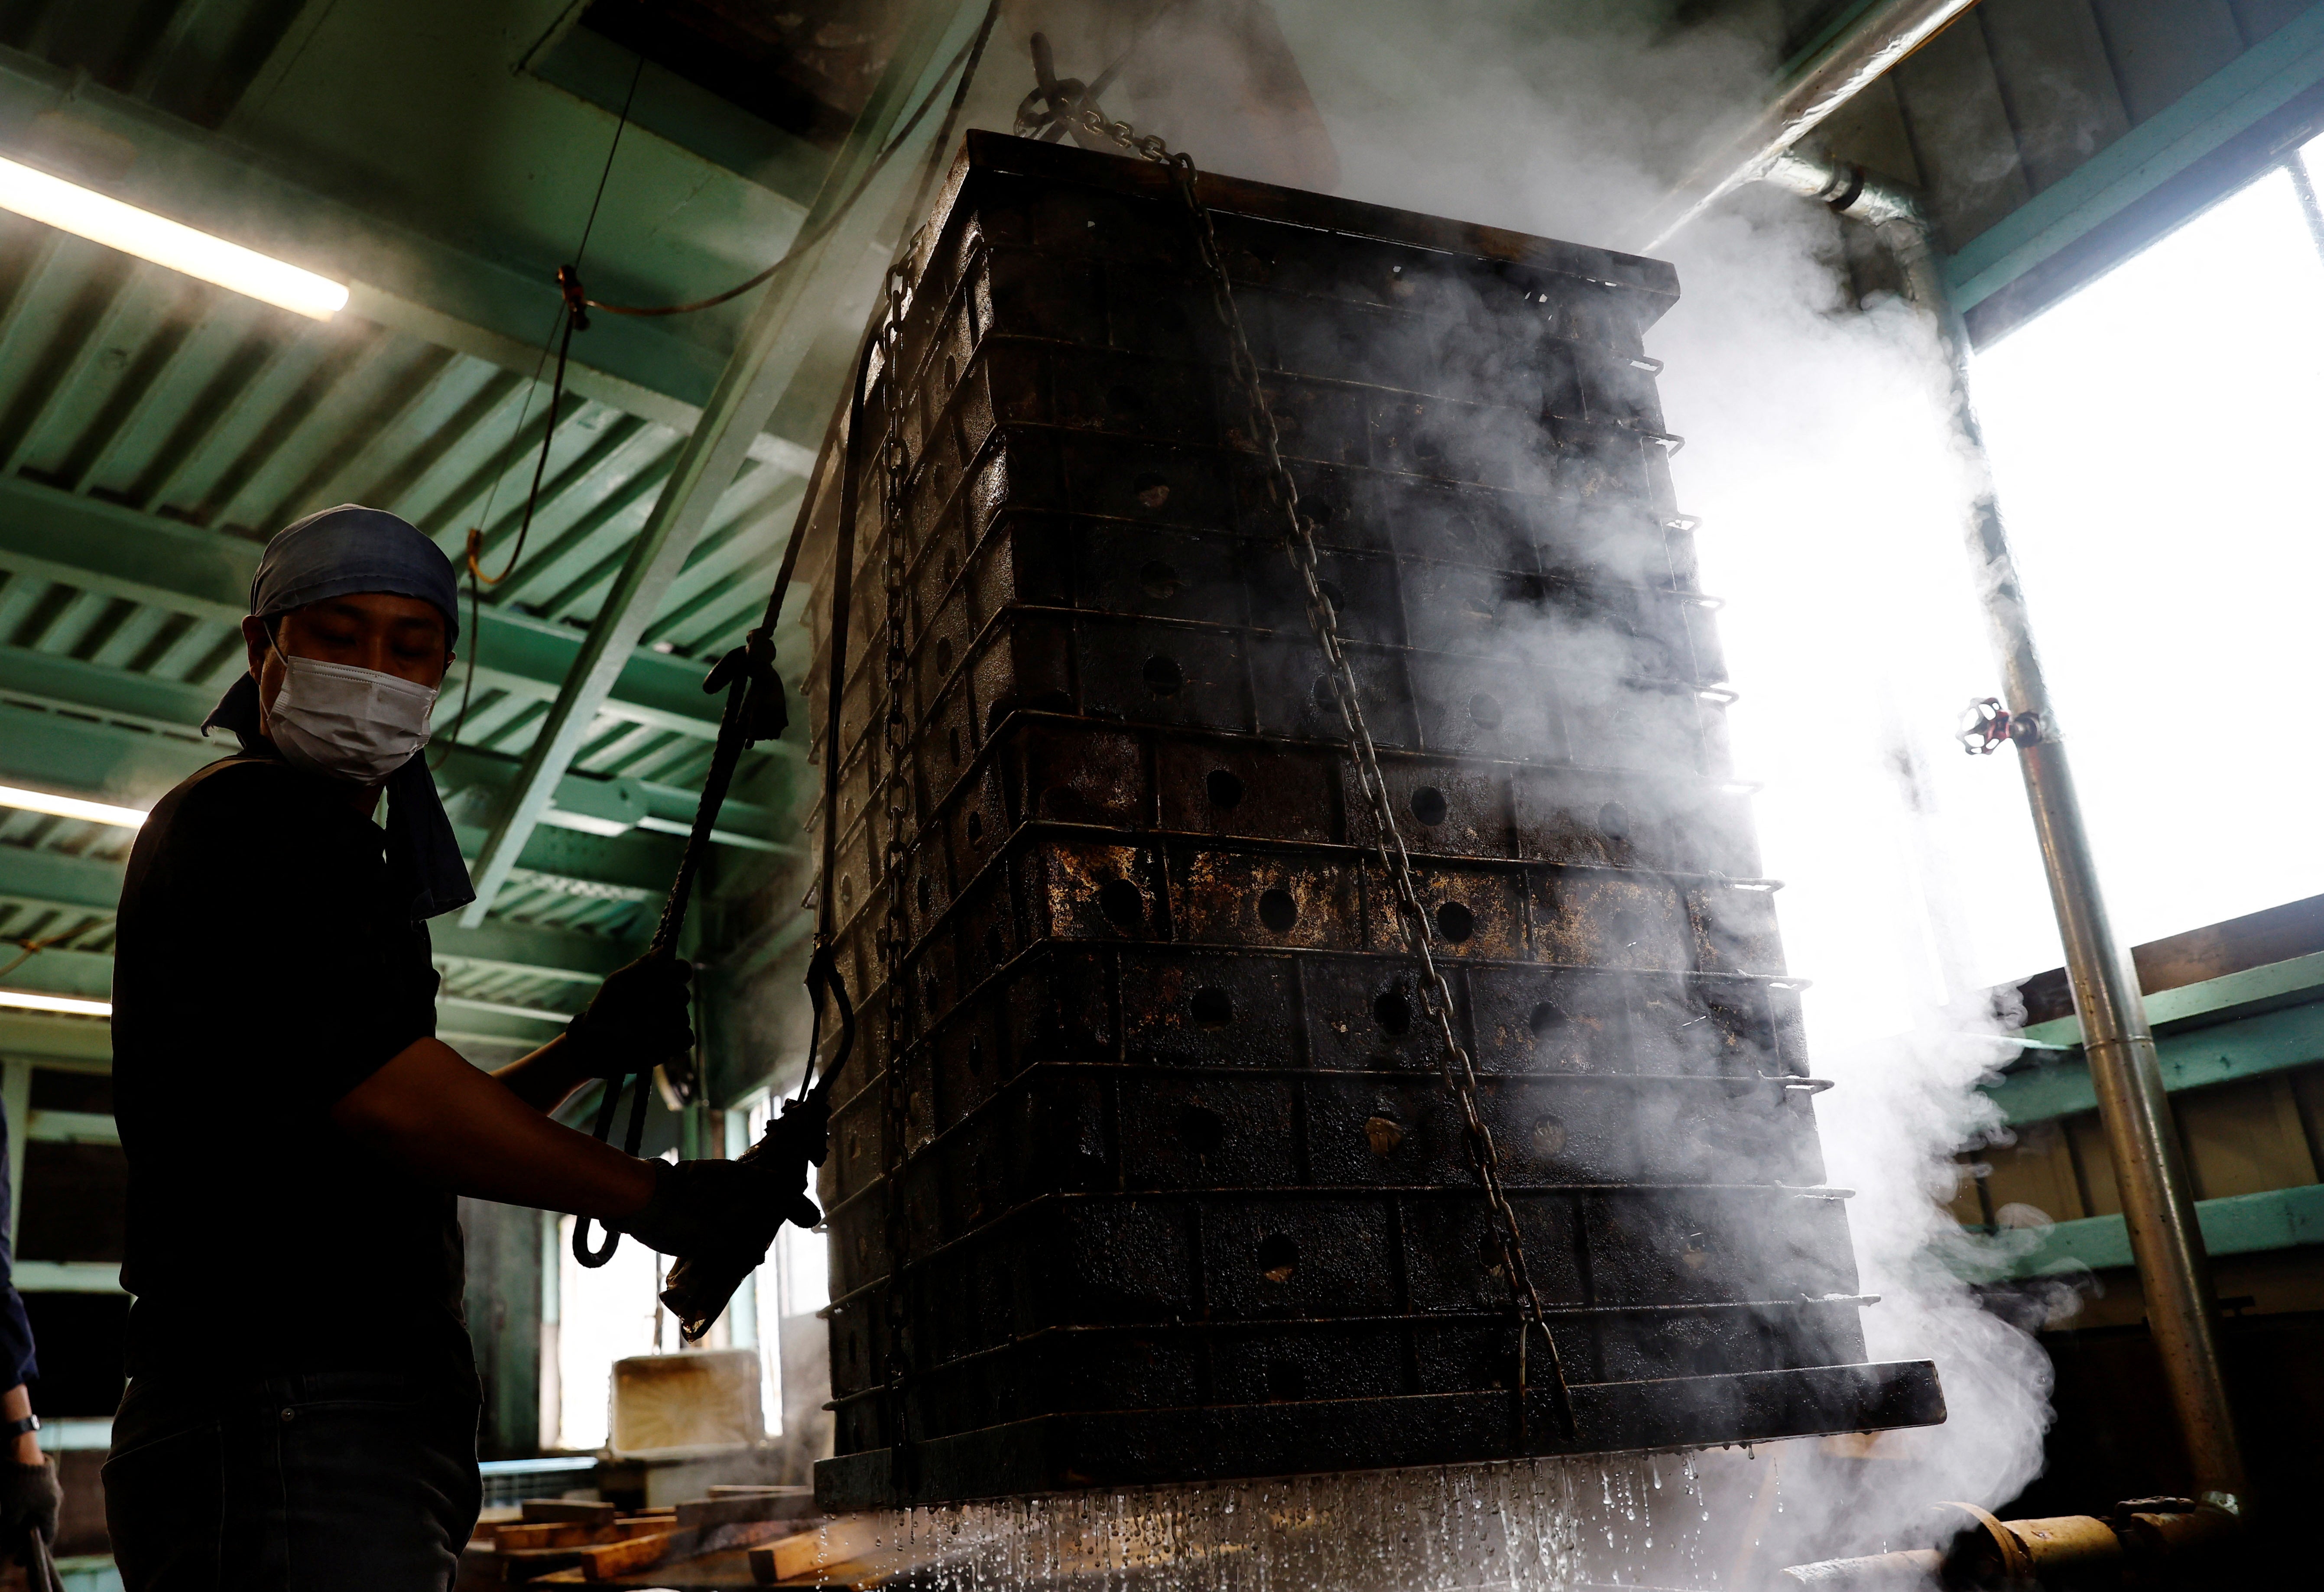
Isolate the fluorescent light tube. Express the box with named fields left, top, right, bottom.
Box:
left=0, top=783, right=146, bottom=828
left=0, top=154, right=347, bottom=320
left=0, top=990, right=110, bottom=1018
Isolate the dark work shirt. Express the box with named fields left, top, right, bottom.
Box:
left=112, top=754, right=470, bottom=1383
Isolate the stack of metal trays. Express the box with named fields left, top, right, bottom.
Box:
left=802, top=130, right=1942, bottom=1511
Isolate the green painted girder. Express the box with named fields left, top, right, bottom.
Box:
left=1973, top=1183, right=2324, bottom=1280
left=0, top=1011, right=107, bottom=1063
left=0, top=943, right=109, bottom=999
left=0, top=842, right=636, bottom=986
left=0, top=43, right=820, bottom=473
left=0, top=643, right=794, bottom=851
left=441, top=993, right=575, bottom=1026
left=1946, top=3, right=2324, bottom=312
left=0, top=472, right=802, bottom=750
left=1989, top=958, right=2324, bottom=1126
left=459, top=0, right=986, bottom=927
left=0, top=696, right=688, bottom=901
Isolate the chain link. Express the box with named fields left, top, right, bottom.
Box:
left=874, top=259, right=918, bottom=1466
left=1044, top=103, right=1173, bottom=163
left=1153, top=141, right=1578, bottom=1437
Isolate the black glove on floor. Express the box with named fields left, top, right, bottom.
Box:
left=0, top=1456, right=60, bottom=1549
left=564, top=953, right=694, bottom=1079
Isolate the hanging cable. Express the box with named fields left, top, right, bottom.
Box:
left=574, top=12, right=993, bottom=321
left=432, top=56, right=645, bottom=770
left=467, top=55, right=643, bottom=588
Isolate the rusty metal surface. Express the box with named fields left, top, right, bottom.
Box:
left=805, top=133, right=1939, bottom=1508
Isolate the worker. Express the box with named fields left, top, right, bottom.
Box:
left=0, top=1100, right=58, bottom=1569
left=102, top=506, right=771, bottom=1592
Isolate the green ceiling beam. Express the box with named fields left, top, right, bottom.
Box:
left=1988, top=997, right=2324, bottom=1128
left=0, top=1011, right=107, bottom=1063
left=459, top=0, right=983, bottom=927
left=1946, top=3, right=2324, bottom=314
left=0, top=696, right=217, bottom=810
left=0, top=473, right=790, bottom=747
left=0, top=43, right=818, bottom=473
left=0, top=644, right=795, bottom=853
left=1985, top=951, right=2324, bottom=1126
left=0, top=843, right=634, bottom=986
left=0, top=944, right=110, bottom=1000
left=0, top=697, right=685, bottom=902
left=1977, top=1183, right=2324, bottom=1281
left=0, top=845, right=118, bottom=914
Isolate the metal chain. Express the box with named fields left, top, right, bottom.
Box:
left=873, top=258, right=919, bottom=1467
left=1072, top=118, right=1579, bottom=1436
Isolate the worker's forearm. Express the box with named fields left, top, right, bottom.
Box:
left=490, top=1033, right=592, bottom=1113
left=1, top=1384, right=34, bottom=1464
left=333, top=1038, right=656, bottom=1218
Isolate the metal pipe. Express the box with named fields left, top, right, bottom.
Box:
left=1785, top=1497, right=2242, bottom=1588
left=1759, top=151, right=2249, bottom=1513
left=1629, top=0, right=1981, bottom=252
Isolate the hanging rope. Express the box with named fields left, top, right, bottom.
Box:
left=572, top=0, right=1005, bottom=1281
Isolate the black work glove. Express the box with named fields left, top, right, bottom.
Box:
left=564, top=954, right=694, bottom=1079
left=0, top=1456, right=60, bottom=1549
left=653, top=1093, right=831, bottom=1341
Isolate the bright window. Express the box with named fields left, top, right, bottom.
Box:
left=554, top=1211, right=661, bottom=1453
left=1684, top=133, right=2324, bottom=1060
left=1970, top=137, right=2324, bottom=950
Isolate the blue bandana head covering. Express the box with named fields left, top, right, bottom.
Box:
left=201, top=504, right=475, bottom=921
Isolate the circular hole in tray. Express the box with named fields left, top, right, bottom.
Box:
left=1191, top=987, right=1235, bottom=1028
left=1409, top=786, right=1448, bottom=826
left=1205, top=769, right=1245, bottom=808
left=1143, top=655, right=1185, bottom=696
left=1257, top=1233, right=1299, bottom=1283
left=1257, top=887, right=1298, bottom=934
left=1372, top=989, right=1412, bottom=1036
left=1178, top=1103, right=1226, bottom=1157
left=1435, top=901, right=1476, bottom=944
left=1097, top=879, right=1143, bottom=931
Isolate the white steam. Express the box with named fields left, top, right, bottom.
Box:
left=1081, top=0, right=2058, bottom=1573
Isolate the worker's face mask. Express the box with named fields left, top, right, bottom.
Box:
left=265, top=648, right=438, bottom=785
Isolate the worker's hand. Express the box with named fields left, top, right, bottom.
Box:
left=613, top=1158, right=818, bottom=1258
left=564, top=954, right=694, bottom=1079
left=656, top=1093, right=830, bottom=1342
left=0, top=1456, right=59, bottom=1547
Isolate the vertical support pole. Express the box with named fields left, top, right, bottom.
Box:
left=1882, top=216, right=2248, bottom=1511
left=539, top=1207, right=562, bottom=1452
left=1, top=1059, right=27, bottom=1252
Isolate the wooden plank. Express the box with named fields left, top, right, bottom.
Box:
left=779, top=1557, right=895, bottom=1591
left=568, top=1531, right=681, bottom=1579
left=750, top=1518, right=887, bottom=1584
left=2013, top=895, right=2324, bottom=1027
left=520, top=1500, right=619, bottom=1527
left=491, top=1521, right=612, bottom=1551
left=676, top=1489, right=818, bottom=1530
left=534, top=1517, right=795, bottom=1583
